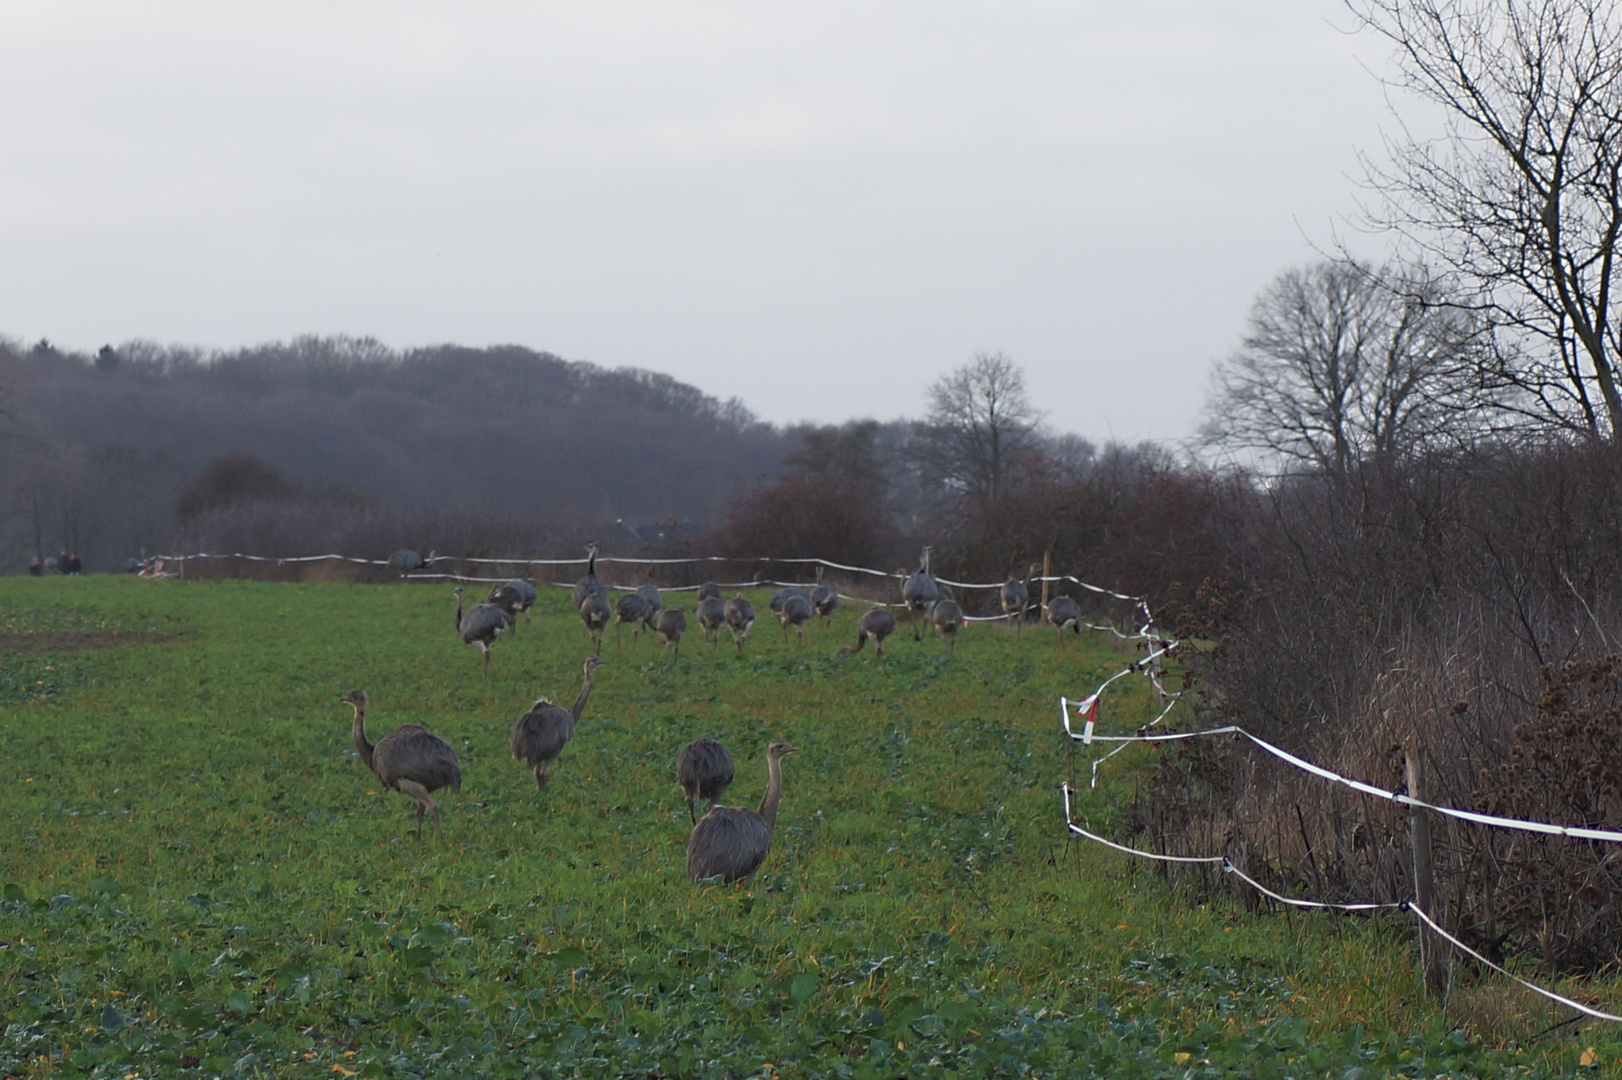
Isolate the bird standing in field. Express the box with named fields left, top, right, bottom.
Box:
left=676, top=737, right=734, bottom=823
left=901, top=547, right=941, bottom=641
left=840, top=606, right=898, bottom=657
left=509, top=656, right=605, bottom=789
left=636, top=579, right=663, bottom=624
left=686, top=741, right=797, bottom=883
left=777, top=591, right=813, bottom=645
left=653, top=607, right=687, bottom=661
left=696, top=593, right=727, bottom=646
left=573, top=543, right=608, bottom=609
left=929, top=598, right=966, bottom=654
left=1047, top=594, right=1082, bottom=647
left=770, top=585, right=809, bottom=614
left=340, top=689, right=461, bottom=843
left=725, top=594, right=756, bottom=654
left=579, top=592, right=611, bottom=655
left=488, top=578, right=537, bottom=631
left=697, top=581, right=723, bottom=601
left=453, top=586, right=508, bottom=672
left=1001, top=565, right=1037, bottom=633
left=811, top=566, right=839, bottom=626
left=614, top=592, right=651, bottom=645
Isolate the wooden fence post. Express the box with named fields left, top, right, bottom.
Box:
left=1041, top=551, right=1051, bottom=617
left=1407, top=751, right=1447, bottom=998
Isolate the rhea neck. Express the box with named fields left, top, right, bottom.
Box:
left=570, top=664, right=598, bottom=721
left=350, top=702, right=375, bottom=771
left=757, top=754, right=786, bottom=831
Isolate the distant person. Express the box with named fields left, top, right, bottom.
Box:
left=56, top=550, right=69, bottom=575
left=68, top=553, right=81, bottom=575
left=27, top=556, right=42, bottom=576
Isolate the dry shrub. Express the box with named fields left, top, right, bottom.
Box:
left=713, top=476, right=902, bottom=569
left=1137, top=440, right=1622, bottom=975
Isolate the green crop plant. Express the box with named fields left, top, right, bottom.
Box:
left=0, top=576, right=1610, bottom=1077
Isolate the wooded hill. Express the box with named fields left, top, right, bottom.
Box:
left=0, top=336, right=791, bottom=571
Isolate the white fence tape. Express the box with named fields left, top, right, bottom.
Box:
left=1062, top=786, right=1622, bottom=1020
left=1066, top=713, right=1622, bottom=846
left=154, top=550, right=1150, bottom=601
left=1405, top=903, right=1622, bottom=1022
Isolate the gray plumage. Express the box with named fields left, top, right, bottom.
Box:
left=579, top=592, right=611, bottom=655
left=697, top=581, right=722, bottom=601
left=770, top=586, right=809, bottom=614
left=653, top=607, right=687, bottom=661
left=777, top=592, right=813, bottom=644
left=1001, top=565, right=1037, bottom=632
left=487, top=578, right=537, bottom=630
left=341, top=689, right=461, bottom=843
left=929, top=598, right=966, bottom=654
left=636, top=581, right=663, bottom=619
left=1047, top=594, right=1082, bottom=647
left=840, top=606, right=898, bottom=657
left=509, top=656, right=605, bottom=789
left=811, top=566, right=839, bottom=624
left=676, top=737, right=735, bottom=824
left=614, top=592, right=651, bottom=645
left=685, top=741, right=796, bottom=884
left=387, top=549, right=433, bottom=575
left=697, top=595, right=727, bottom=645
left=901, top=546, right=940, bottom=641
left=453, top=586, right=507, bottom=671
left=573, top=543, right=608, bottom=610
left=725, top=594, right=756, bottom=654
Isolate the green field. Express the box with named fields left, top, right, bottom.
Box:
left=0, top=576, right=1608, bottom=1077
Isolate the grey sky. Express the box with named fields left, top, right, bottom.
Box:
left=1, top=1, right=1397, bottom=443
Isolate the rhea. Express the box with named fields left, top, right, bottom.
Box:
left=573, top=543, right=608, bottom=609
left=578, top=591, right=611, bottom=655
left=839, top=606, right=897, bottom=657
left=686, top=741, right=797, bottom=884
left=1001, top=565, right=1038, bottom=632
left=340, top=689, right=461, bottom=843
left=676, top=737, right=735, bottom=824
left=777, top=591, right=813, bottom=645
left=929, top=598, right=966, bottom=654
left=614, top=592, right=652, bottom=645
left=653, top=607, right=687, bottom=661
left=1047, top=594, right=1082, bottom=647
left=901, top=547, right=941, bottom=641
left=724, top=594, right=756, bottom=654
left=811, top=566, right=839, bottom=626
left=509, top=656, right=605, bottom=789
left=696, top=593, right=727, bottom=646
left=453, top=586, right=508, bottom=671
left=488, top=578, right=537, bottom=631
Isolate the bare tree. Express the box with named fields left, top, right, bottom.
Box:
left=919, top=352, right=1042, bottom=506
left=1200, top=259, right=1493, bottom=474
left=1351, top=0, right=1622, bottom=436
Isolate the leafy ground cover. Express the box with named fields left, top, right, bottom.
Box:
left=0, top=576, right=1614, bottom=1077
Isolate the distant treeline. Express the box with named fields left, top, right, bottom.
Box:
left=0, top=336, right=793, bottom=571
left=0, top=337, right=1133, bottom=588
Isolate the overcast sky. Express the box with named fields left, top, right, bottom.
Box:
left=0, top=1, right=1403, bottom=444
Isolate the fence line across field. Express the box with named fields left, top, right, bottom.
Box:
left=152, top=550, right=1151, bottom=601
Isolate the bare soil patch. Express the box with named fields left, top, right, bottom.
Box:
left=0, top=629, right=178, bottom=654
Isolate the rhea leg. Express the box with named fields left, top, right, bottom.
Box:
left=397, top=780, right=444, bottom=843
